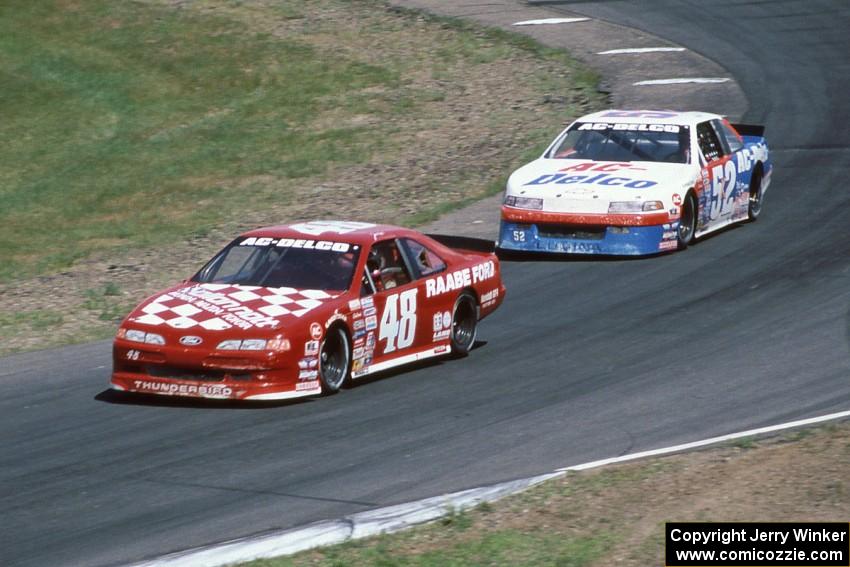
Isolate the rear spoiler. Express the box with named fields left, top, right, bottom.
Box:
left=731, top=123, right=765, bottom=138
left=426, top=234, right=496, bottom=254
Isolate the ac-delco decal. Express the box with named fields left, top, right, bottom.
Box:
left=426, top=261, right=496, bottom=298
left=576, top=122, right=682, bottom=133
left=239, top=237, right=352, bottom=253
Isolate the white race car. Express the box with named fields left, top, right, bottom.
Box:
left=498, top=110, right=772, bottom=255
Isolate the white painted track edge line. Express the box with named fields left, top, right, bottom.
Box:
left=132, top=410, right=850, bottom=567
left=512, top=17, right=589, bottom=26
left=598, top=47, right=686, bottom=54
left=634, top=77, right=731, bottom=85
left=559, top=409, right=850, bottom=472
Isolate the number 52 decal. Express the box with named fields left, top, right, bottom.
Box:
left=380, top=289, right=418, bottom=353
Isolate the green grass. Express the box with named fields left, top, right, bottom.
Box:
left=0, top=0, right=602, bottom=285
left=0, top=309, right=64, bottom=332
left=247, top=528, right=613, bottom=567
left=82, top=283, right=131, bottom=322
left=0, top=0, right=400, bottom=281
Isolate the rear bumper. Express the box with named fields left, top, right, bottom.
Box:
left=498, top=220, right=679, bottom=256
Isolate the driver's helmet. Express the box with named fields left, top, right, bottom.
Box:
left=367, top=248, right=385, bottom=273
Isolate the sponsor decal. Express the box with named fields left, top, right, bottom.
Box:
left=354, top=319, right=365, bottom=330
left=348, top=299, right=361, bottom=311
left=659, top=240, right=678, bottom=251
left=298, top=369, right=318, bottom=380
left=239, top=237, right=352, bottom=253
left=352, top=359, right=366, bottom=375
left=179, top=335, right=203, bottom=346
left=433, top=311, right=452, bottom=331
left=353, top=347, right=365, bottom=359
left=672, top=193, right=682, bottom=206
left=133, top=380, right=233, bottom=398
left=576, top=122, right=682, bottom=133
left=288, top=221, right=375, bottom=236
left=559, top=242, right=602, bottom=253
left=353, top=329, right=366, bottom=340
left=600, top=110, right=680, bottom=119
left=304, top=340, right=319, bottom=356
left=524, top=171, right=657, bottom=190
left=434, top=345, right=449, bottom=354
left=144, top=286, right=284, bottom=330
left=296, top=380, right=320, bottom=391
left=480, top=288, right=500, bottom=307
left=365, top=315, right=378, bottom=331
left=426, top=261, right=496, bottom=298
left=366, top=332, right=375, bottom=348
left=298, top=357, right=318, bottom=370
left=433, top=329, right=451, bottom=341
left=310, top=322, right=323, bottom=340
left=325, top=313, right=346, bottom=328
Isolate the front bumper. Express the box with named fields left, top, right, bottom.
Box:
left=110, top=340, right=321, bottom=401
left=498, top=220, right=679, bottom=256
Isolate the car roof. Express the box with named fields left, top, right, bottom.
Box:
left=240, top=221, right=418, bottom=244
left=576, top=109, right=723, bottom=126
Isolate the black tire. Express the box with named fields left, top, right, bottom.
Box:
left=318, top=325, right=350, bottom=394
left=677, top=192, right=697, bottom=250
left=450, top=292, right=478, bottom=357
left=748, top=168, right=764, bottom=221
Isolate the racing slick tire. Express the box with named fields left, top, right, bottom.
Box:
left=677, top=192, right=697, bottom=250
left=318, top=325, right=351, bottom=394
left=450, top=292, right=478, bottom=358
left=748, top=167, right=764, bottom=221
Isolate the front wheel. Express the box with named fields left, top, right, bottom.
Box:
left=318, top=326, right=350, bottom=394
left=450, top=292, right=478, bottom=357
left=677, top=193, right=696, bottom=250
left=748, top=169, right=764, bottom=221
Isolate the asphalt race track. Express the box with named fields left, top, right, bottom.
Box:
left=2, top=1, right=849, bottom=565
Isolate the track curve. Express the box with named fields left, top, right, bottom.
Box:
left=2, top=1, right=850, bottom=566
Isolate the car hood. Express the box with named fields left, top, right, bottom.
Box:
left=125, top=282, right=340, bottom=335
left=506, top=159, right=697, bottom=213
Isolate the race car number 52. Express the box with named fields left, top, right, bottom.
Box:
left=380, top=289, right=417, bottom=353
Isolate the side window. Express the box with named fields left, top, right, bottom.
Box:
left=366, top=240, right=413, bottom=292
left=716, top=119, right=744, bottom=153
left=696, top=121, right=724, bottom=162
left=360, top=268, right=376, bottom=297
left=400, top=238, right=447, bottom=279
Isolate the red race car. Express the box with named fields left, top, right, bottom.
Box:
left=111, top=221, right=505, bottom=400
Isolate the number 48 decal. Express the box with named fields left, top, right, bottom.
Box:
left=380, top=289, right=418, bottom=353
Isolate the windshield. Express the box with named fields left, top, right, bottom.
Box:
left=546, top=122, right=691, bottom=163
left=193, top=237, right=361, bottom=291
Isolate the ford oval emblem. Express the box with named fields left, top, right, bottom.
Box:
left=180, top=335, right=203, bottom=346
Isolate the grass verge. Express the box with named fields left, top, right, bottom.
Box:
left=241, top=420, right=850, bottom=566
left=0, top=0, right=604, bottom=355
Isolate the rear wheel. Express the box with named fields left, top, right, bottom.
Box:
left=318, top=326, right=350, bottom=394
left=450, top=292, right=478, bottom=357
left=748, top=168, right=764, bottom=221
left=677, top=193, right=696, bottom=250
